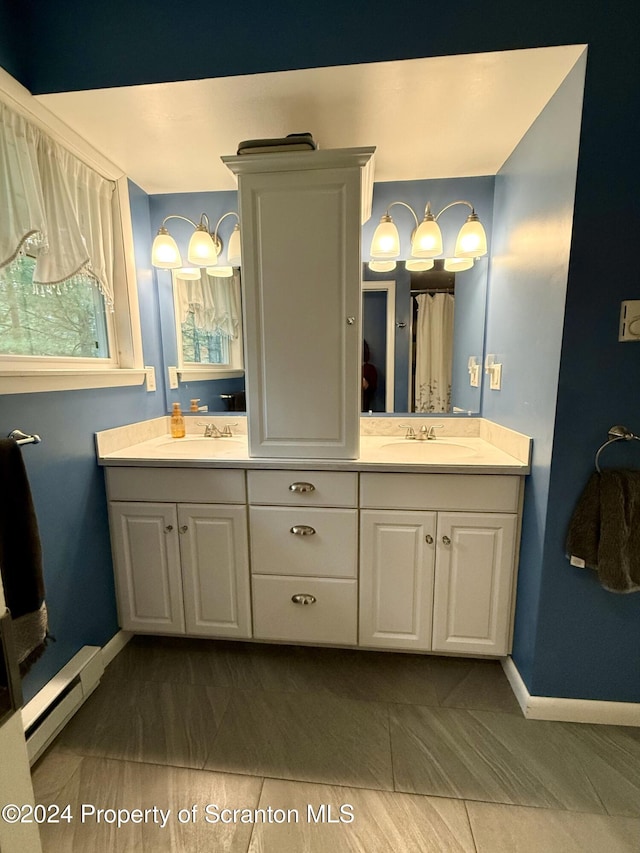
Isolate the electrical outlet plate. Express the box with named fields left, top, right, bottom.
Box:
left=619, top=300, right=640, bottom=341
left=144, top=365, right=156, bottom=392
left=168, top=366, right=179, bottom=389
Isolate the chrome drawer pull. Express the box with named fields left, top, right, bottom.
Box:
left=289, top=482, right=315, bottom=493
left=164, top=525, right=173, bottom=533
left=291, top=594, right=317, bottom=605
left=290, top=525, right=316, bottom=536
left=425, top=534, right=434, bottom=544
left=442, top=535, right=451, bottom=545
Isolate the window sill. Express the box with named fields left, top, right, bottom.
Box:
left=177, top=368, right=244, bottom=382
left=0, top=368, right=147, bottom=395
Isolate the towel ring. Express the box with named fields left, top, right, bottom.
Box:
left=594, top=425, right=640, bottom=472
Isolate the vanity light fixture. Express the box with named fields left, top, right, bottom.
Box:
left=443, top=257, right=474, bottom=272
left=151, top=211, right=242, bottom=275
left=369, top=199, right=487, bottom=270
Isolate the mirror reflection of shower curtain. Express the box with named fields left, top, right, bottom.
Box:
left=414, top=292, right=455, bottom=413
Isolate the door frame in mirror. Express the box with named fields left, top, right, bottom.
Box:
left=362, top=280, right=396, bottom=412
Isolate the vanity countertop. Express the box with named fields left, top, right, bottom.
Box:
left=96, top=422, right=531, bottom=475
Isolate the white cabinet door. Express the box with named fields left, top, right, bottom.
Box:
left=109, top=502, right=185, bottom=634
left=225, top=149, right=374, bottom=459
left=359, top=510, right=437, bottom=650
left=432, top=512, right=517, bottom=655
left=178, top=504, right=252, bottom=638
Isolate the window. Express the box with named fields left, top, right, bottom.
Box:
left=0, top=86, right=144, bottom=393
left=173, top=269, right=244, bottom=379
left=0, top=255, right=110, bottom=359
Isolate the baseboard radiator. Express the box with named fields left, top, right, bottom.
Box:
left=21, top=646, right=104, bottom=765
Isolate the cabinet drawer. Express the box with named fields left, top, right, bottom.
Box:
left=360, top=473, right=520, bottom=512
left=250, top=507, right=357, bottom=578
left=247, top=470, right=357, bottom=507
left=106, top=467, right=246, bottom=503
left=252, top=575, right=357, bottom=645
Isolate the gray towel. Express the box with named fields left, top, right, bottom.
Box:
left=0, top=439, right=49, bottom=671
left=566, top=469, right=640, bottom=593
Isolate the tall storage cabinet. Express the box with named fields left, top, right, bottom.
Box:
left=223, top=148, right=375, bottom=459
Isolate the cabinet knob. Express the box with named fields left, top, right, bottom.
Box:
left=164, top=525, right=173, bottom=533
left=290, top=525, right=316, bottom=536
left=289, top=482, right=315, bottom=493
left=180, top=525, right=188, bottom=533
left=425, top=534, right=434, bottom=544
left=291, top=593, right=317, bottom=605
left=442, top=535, right=451, bottom=545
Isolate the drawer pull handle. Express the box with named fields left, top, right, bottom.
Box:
left=290, top=525, right=316, bottom=536
left=425, top=534, right=434, bottom=544
left=180, top=525, right=188, bottom=533
left=164, top=525, right=173, bottom=533
left=291, top=594, right=317, bottom=605
left=289, top=482, right=315, bottom=493
left=442, top=535, right=451, bottom=545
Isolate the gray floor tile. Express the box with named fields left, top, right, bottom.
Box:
left=434, top=658, right=522, bottom=714
left=31, top=746, right=83, bottom=801
left=563, top=722, right=640, bottom=817
left=205, top=688, right=394, bottom=791
left=390, top=704, right=606, bottom=812
left=466, top=800, right=640, bottom=853
left=38, top=756, right=262, bottom=853
left=56, top=677, right=231, bottom=770
left=248, top=778, right=476, bottom=852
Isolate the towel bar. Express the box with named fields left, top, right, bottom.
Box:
left=594, top=425, right=640, bottom=472
left=8, top=429, right=42, bottom=446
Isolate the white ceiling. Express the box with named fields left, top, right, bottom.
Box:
left=36, top=45, right=585, bottom=195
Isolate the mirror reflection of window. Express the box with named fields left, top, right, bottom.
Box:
left=172, top=269, right=243, bottom=371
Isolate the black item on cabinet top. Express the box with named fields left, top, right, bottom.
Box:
left=237, top=132, right=317, bottom=155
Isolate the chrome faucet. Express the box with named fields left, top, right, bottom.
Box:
left=415, top=424, right=444, bottom=440
left=197, top=422, right=237, bottom=437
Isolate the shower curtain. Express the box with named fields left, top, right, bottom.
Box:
left=414, top=292, right=455, bottom=413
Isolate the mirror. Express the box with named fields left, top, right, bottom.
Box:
left=158, top=267, right=246, bottom=413
left=362, top=258, right=488, bottom=414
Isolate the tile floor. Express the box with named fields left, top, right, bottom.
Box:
left=31, top=636, right=640, bottom=851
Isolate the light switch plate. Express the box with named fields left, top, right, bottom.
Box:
left=168, top=366, right=179, bottom=389
left=144, top=365, right=156, bottom=392
left=619, top=300, right=640, bottom=341
left=489, top=363, right=502, bottom=390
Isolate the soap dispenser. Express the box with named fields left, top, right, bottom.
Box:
left=170, top=402, right=186, bottom=438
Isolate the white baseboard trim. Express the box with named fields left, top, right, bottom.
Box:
left=101, top=629, right=133, bottom=667
left=502, top=656, right=640, bottom=727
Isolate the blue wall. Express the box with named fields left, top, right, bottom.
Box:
left=0, top=180, right=166, bottom=702
left=482, top=57, right=586, bottom=689
left=3, top=0, right=640, bottom=704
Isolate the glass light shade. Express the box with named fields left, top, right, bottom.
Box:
left=368, top=259, right=397, bottom=272
left=454, top=215, right=487, bottom=258
left=175, top=267, right=201, bottom=280
left=151, top=230, right=182, bottom=268
left=188, top=226, right=218, bottom=265
left=444, top=257, right=474, bottom=272
left=226, top=223, right=242, bottom=267
left=370, top=214, right=400, bottom=258
left=405, top=259, right=435, bottom=271
left=206, top=266, right=234, bottom=278
left=411, top=218, right=443, bottom=258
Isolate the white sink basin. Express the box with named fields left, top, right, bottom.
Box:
left=156, top=437, right=247, bottom=456
left=378, top=440, right=477, bottom=460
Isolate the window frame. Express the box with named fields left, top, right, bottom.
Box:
left=171, top=270, right=244, bottom=382
left=0, top=68, right=145, bottom=395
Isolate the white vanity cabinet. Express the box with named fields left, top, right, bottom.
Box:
left=223, top=148, right=375, bottom=460
left=359, top=473, right=522, bottom=656
left=247, top=470, right=359, bottom=645
left=106, top=468, right=252, bottom=639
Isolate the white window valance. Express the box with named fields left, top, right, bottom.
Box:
left=0, top=100, right=116, bottom=306
left=177, top=270, right=240, bottom=339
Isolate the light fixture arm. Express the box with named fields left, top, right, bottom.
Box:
left=160, top=213, right=199, bottom=230
left=386, top=201, right=420, bottom=230
left=212, top=211, right=240, bottom=250
left=433, top=199, right=475, bottom=221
